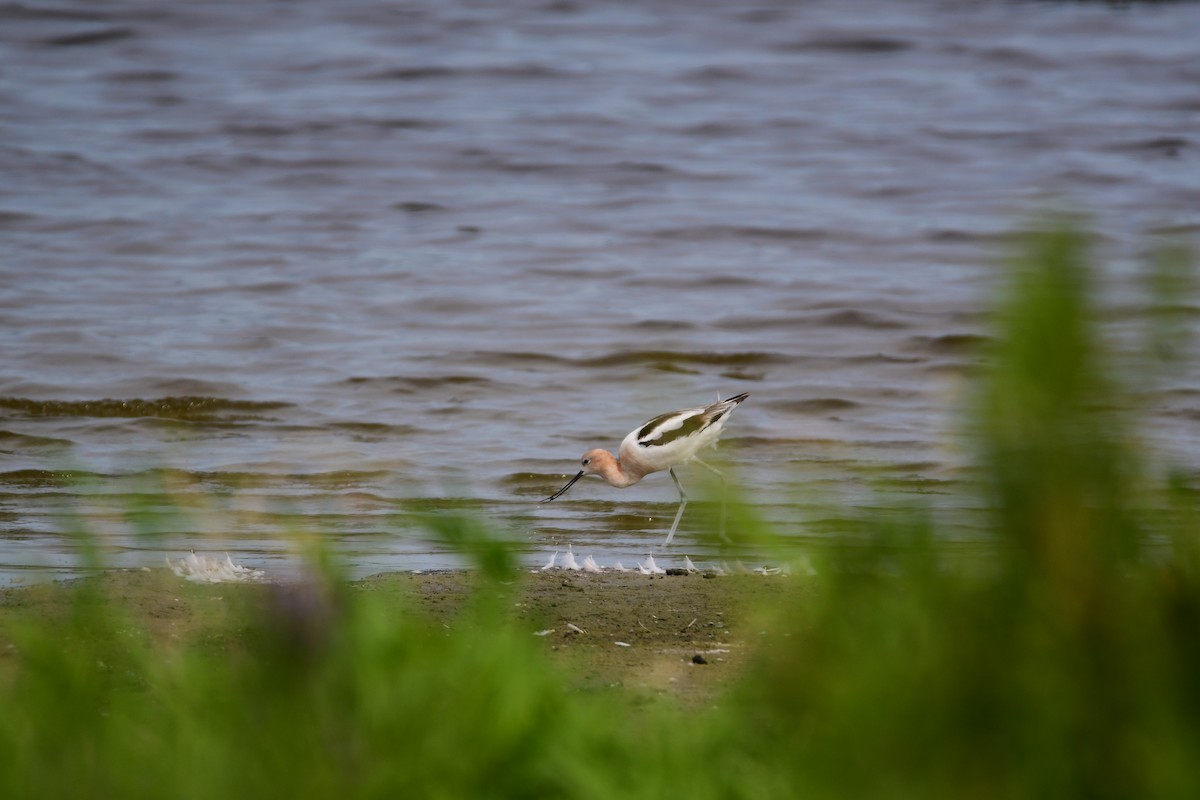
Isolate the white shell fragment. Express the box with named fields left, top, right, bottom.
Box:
left=167, top=552, right=265, bottom=584
left=561, top=546, right=582, bottom=571
left=636, top=555, right=666, bottom=575
left=531, top=550, right=788, bottom=577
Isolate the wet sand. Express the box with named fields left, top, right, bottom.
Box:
left=366, top=569, right=800, bottom=707
left=0, top=569, right=802, bottom=707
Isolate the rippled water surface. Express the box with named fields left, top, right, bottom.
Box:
left=3, top=0, right=1199, bottom=583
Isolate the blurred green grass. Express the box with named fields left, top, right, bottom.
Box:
left=2, top=220, right=1199, bottom=798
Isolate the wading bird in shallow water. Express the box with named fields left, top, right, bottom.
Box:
left=542, top=393, right=749, bottom=545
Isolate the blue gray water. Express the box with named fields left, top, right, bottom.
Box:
left=3, top=1, right=1199, bottom=583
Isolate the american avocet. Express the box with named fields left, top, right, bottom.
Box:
left=542, top=392, right=748, bottom=545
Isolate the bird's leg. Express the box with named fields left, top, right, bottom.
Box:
left=693, top=457, right=725, bottom=480
left=693, top=458, right=731, bottom=543
left=664, top=467, right=688, bottom=545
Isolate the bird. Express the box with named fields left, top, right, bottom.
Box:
left=542, top=392, right=748, bottom=545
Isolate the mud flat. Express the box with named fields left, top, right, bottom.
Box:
left=366, top=569, right=803, bottom=707
left=0, top=568, right=805, bottom=707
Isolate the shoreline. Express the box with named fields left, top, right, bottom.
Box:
left=0, top=566, right=803, bottom=707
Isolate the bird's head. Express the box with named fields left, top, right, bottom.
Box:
left=541, top=449, right=615, bottom=503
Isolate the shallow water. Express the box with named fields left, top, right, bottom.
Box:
left=2, top=0, right=1199, bottom=583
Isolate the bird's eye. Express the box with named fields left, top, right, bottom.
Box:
left=581, top=457, right=591, bottom=466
